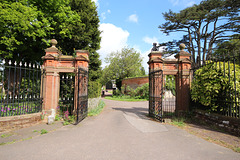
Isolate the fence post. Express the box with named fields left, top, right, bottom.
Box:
left=41, top=39, right=61, bottom=115
left=175, top=43, right=191, bottom=114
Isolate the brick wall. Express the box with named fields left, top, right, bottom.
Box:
left=0, top=113, right=42, bottom=133
left=194, top=110, right=240, bottom=136
left=122, top=76, right=148, bottom=90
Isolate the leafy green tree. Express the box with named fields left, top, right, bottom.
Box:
left=0, top=0, right=51, bottom=61
left=101, top=47, right=144, bottom=89
left=69, top=0, right=101, bottom=54
left=214, top=38, right=240, bottom=57
left=0, top=0, right=101, bottom=64
left=89, top=51, right=102, bottom=81
left=159, top=0, right=240, bottom=65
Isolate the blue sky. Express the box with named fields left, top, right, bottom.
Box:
left=94, top=0, right=202, bottom=71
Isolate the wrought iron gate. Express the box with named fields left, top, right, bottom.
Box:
left=76, top=67, right=88, bottom=124
left=162, top=75, right=176, bottom=117
left=59, top=73, right=75, bottom=115
left=149, top=69, right=163, bottom=121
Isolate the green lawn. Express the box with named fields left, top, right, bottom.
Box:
left=104, top=96, right=148, bottom=102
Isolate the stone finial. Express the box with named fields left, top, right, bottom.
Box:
left=179, top=43, right=185, bottom=51
left=44, top=39, right=61, bottom=55
left=50, top=39, right=57, bottom=48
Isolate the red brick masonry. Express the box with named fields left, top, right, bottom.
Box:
left=122, top=76, right=149, bottom=90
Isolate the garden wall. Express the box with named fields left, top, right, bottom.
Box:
left=122, top=76, right=148, bottom=90
left=88, top=97, right=101, bottom=110
left=0, top=113, right=42, bottom=133
left=194, top=110, right=240, bottom=136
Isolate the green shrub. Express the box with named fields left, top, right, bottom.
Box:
left=129, top=83, right=149, bottom=100
left=40, top=129, right=48, bottom=135
left=165, top=75, right=176, bottom=96
left=114, top=88, right=123, bottom=96
left=191, top=62, right=240, bottom=112
left=88, top=81, right=101, bottom=98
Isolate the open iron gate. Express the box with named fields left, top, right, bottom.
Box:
left=76, top=67, right=88, bottom=124
left=149, top=69, right=163, bottom=121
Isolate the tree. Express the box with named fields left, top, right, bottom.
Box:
left=101, top=47, right=144, bottom=89
left=69, top=0, right=102, bottom=83
left=159, top=0, right=240, bottom=66
left=89, top=51, right=102, bottom=81
left=0, top=0, right=51, bottom=62
left=0, top=0, right=101, bottom=64
left=214, top=37, right=240, bottom=57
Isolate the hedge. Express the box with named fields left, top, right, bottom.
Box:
left=88, top=81, right=101, bottom=98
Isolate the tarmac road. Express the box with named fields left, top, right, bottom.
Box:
left=0, top=99, right=239, bottom=160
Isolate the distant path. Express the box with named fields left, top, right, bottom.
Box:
left=0, top=99, right=239, bottom=160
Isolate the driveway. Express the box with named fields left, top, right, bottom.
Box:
left=0, top=99, right=239, bottom=160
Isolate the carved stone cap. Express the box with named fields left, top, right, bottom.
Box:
left=179, top=43, right=185, bottom=51
left=148, top=51, right=163, bottom=58
left=45, top=39, right=62, bottom=54
left=175, top=43, right=191, bottom=59
left=75, top=50, right=89, bottom=55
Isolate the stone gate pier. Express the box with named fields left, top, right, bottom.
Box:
left=148, top=43, right=191, bottom=118
left=41, top=39, right=89, bottom=116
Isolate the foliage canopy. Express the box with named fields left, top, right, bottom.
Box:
left=159, top=0, right=240, bottom=65
left=0, top=0, right=101, bottom=64
left=101, top=47, right=145, bottom=87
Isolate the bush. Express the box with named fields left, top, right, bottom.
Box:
left=129, top=83, right=149, bottom=100
left=165, top=75, right=176, bottom=96
left=88, top=81, right=101, bottom=98
left=191, top=62, right=240, bottom=112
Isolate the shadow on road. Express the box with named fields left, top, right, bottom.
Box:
left=112, top=107, right=149, bottom=120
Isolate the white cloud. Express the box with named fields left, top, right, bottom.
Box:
left=92, top=0, right=99, bottom=7
left=143, top=36, right=158, bottom=45
left=101, top=12, right=106, bottom=20
left=98, top=23, right=130, bottom=67
left=101, top=10, right=111, bottom=20
left=186, top=1, right=196, bottom=7
left=169, top=0, right=196, bottom=7
left=142, top=50, right=151, bottom=73
left=128, top=14, right=138, bottom=23
left=169, top=0, right=180, bottom=6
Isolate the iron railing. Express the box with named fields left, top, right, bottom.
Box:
left=191, top=53, right=240, bottom=118
left=0, top=60, right=43, bottom=117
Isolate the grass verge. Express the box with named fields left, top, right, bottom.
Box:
left=88, top=100, right=105, bottom=116
left=1, top=133, right=13, bottom=138
left=105, top=96, right=147, bottom=102
left=171, top=117, right=186, bottom=127
left=167, top=116, right=240, bottom=153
